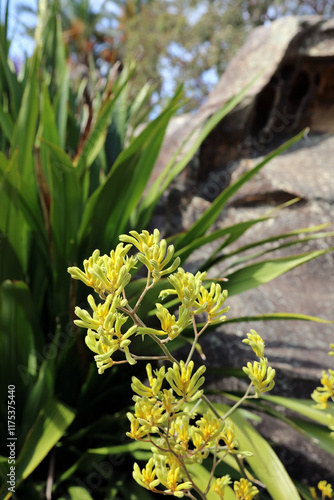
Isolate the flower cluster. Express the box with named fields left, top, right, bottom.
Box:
left=120, top=229, right=180, bottom=283
left=137, top=268, right=230, bottom=343
left=242, top=330, right=275, bottom=398
left=310, top=480, right=333, bottom=499
left=127, top=362, right=246, bottom=497
left=160, top=269, right=230, bottom=325
left=213, top=476, right=259, bottom=500
left=311, top=370, right=334, bottom=410
left=234, top=478, right=259, bottom=500
left=74, top=294, right=137, bottom=372
left=68, top=244, right=137, bottom=298
left=68, top=230, right=277, bottom=499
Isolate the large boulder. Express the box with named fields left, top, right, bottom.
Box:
left=153, top=16, right=334, bottom=482
left=154, top=16, right=334, bottom=387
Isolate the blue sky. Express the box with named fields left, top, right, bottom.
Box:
left=1, top=0, right=36, bottom=58
left=1, top=0, right=114, bottom=59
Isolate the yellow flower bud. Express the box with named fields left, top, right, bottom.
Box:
left=242, top=330, right=265, bottom=359
left=213, top=475, right=232, bottom=499
left=166, top=361, right=206, bottom=402
left=195, top=284, right=229, bottom=323
left=243, top=358, right=275, bottom=397
left=318, top=480, right=333, bottom=499
left=234, top=478, right=259, bottom=500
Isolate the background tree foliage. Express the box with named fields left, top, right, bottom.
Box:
left=16, top=0, right=334, bottom=112
left=119, top=0, right=334, bottom=111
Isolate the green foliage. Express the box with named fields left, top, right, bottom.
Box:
left=0, top=1, right=334, bottom=499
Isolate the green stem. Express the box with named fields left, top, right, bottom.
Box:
left=121, top=298, right=180, bottom=366
left=221, top=383, right=254, bottom=420
left=133, top=355, right=168, bottom=361
left=185, top=319, right=210, bottom=367
left=132, top=271, right=153, bottom=314
left=204, top=439, right=218, bottom=496
left=165, top=439, right=206, bottom=500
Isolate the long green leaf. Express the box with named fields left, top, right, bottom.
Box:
left=204, top=221, right=332, bottom=271
left=224, top=246, right=334, bottom=296
left=0, top=105, right=14, bottom=141
left=175, top=216, right=271, bottom=264
left=78, top=92, right=183, bottom=254
left=214, top=404, right=301, bottom=500
left=296, top=482, right=319, bottom=500
left=223, top=312, right=334, bottom=325
left=75, top=65, right=135, bottom=176
left=137, top=78, right=258, bottom=229
left=176, top=130, right=306, bottom=250
left=0, top=281, right=42, bottom=403
left=289, top=419, right=334, bottom=456
left=262, top=396, right=334, bottom=426
left=39, top=86, right=82, bottom=277
left=15, top=398, right=75, bottom=482
left=0, top=41, right=21, bottom=119
left=10, top=51, right=39, bottom=183
left=221, top=229, right=334, bottom=272
left=0, top=151, right=49, bottom=274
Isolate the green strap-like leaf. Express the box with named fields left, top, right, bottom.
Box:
left=14, top=398, right=75, bottom=483
left=137, top=78, right=258, bottom=229
left=224, top=246, right=334, bottom=296
left=223, top=312, right=334, bottom=325
left=78, top=93, right=183, bottom=254
left=176, top=130, right=306, bottom=250
left=262, top=396, right=334, bottom=425
left=214, top=404, right=301, bottom=500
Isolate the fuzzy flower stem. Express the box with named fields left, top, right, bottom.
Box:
left=132, top=271, right=154, bottom=315
left=221, top=383, right=255, bottom=421
left=204, top=438, right=219, bottom=496
left=234, top=455, right=266, bottom=489
left=164, top=430, right=206, bottom=500
left=185, top=318, right=209, bottom=368
left=122, top=301, right=181, bottom=366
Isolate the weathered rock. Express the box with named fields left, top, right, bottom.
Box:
left=153, top=16, right=334, bottom=390
left=152, top=15, right=334, bottom=486
left=156, top=15, right=334, bottom=199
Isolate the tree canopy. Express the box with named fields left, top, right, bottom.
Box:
left=13, top=0, right=334, bottom=111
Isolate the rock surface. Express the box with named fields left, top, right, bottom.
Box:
left=152, top=15, right=334, bottom=484
left=153, top=16, right=334, bottom=397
